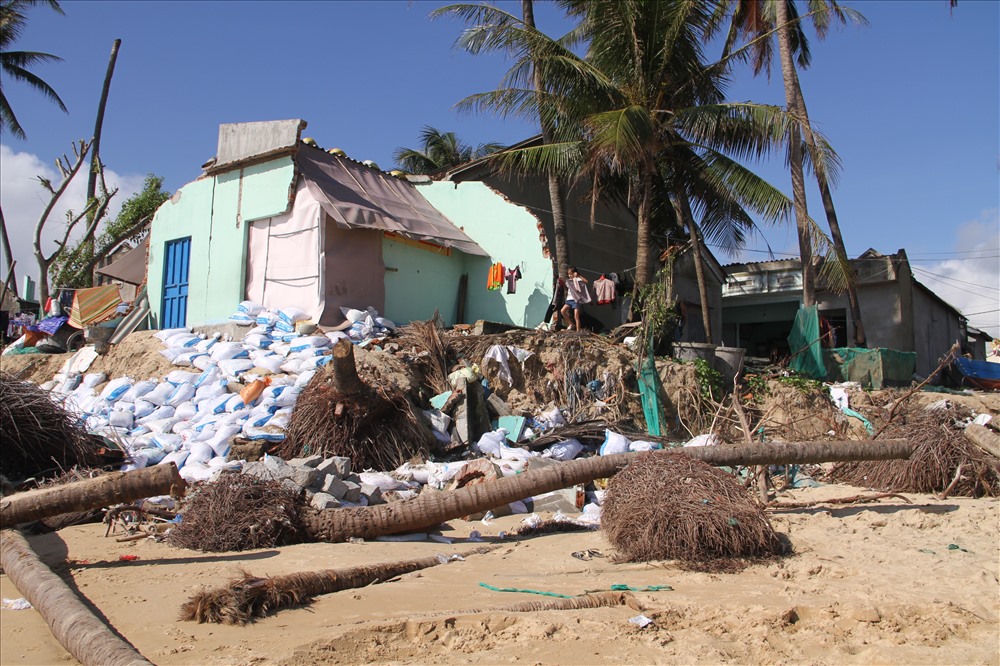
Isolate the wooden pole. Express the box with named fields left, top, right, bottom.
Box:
left=0, top=528, right=153, bottom=666
left=0, top=464, right=184, bottom=528
left=330, top=338, right=364, bottom=396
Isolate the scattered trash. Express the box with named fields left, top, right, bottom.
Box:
left=118, top=554, right=139, bottom=561
left=628, top=614, right=654, bottom=628
left=571, top=549, right=604, bottom=561
left=1, top=598, right=32, bottom=610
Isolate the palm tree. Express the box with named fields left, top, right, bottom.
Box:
left=713, top=0, right=868, bottom=344
left=0, top=0, right=66, bottom=139
left=440, top=0, right=798, bottom=340
left=393, top=125, right=504, bottom=175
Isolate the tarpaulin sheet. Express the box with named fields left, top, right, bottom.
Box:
left=69, top=285, right=122, bottom=329
left=296, top=149, right=488, bottom=256
left=787, top=305, right=825, bottom=379
left=95, top=238, right=147, bottom=285
left=246, top=180, right=325, bottom=322
left=823, top=348, right=916, bottom=389
left=28, top=315, right=67, bottom=335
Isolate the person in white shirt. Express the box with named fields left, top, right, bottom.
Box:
left=560, top=266, right=590, bottom=331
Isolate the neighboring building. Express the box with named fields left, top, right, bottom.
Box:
left=721, top=249, right=969, bottom=379
left=95, top=236, right=147, bottom=302
left=660, top=242, right=727, bottom=344
left=438, top=137, right=727, bottom=335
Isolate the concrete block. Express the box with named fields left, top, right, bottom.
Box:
left=341, top=480, right=362, bottom=503
left=314, top=457, right=344, bottom=479
left=360, top=483, right=383, bottom=505
left=311, top=492, right=341, bottom=510
left=321, top=474, right=348, bottom=498
left=288, top=454, right=323, bottom=468
left=289, top=465, right=319, bottom=489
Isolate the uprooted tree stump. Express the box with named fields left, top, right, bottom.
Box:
left=0, top=464, right=185, bottom=528
left=278, top=339, right=430, bottom=471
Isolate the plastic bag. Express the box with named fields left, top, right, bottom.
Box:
left=599, top=430, right=631, bottom=455
left=545, top=438, right=583, bottom=461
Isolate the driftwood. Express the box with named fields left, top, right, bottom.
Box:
left=302, top=439, right=912, bottom=543
left=0, top=528, right=152, bottom=666
left=769, top=492, right=912, bottom=510
left=460, top=590, right=641, bottom=614
left=0, top=464, right=185, bottom=528
left=181, top=545, right=501, bottom=624
left=964, top=424, right=1000, bottom=459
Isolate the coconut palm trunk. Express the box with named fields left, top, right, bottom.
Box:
left=301, top=439, right=911, bottom=543
left=523, top=0, right=571, bottom=280
left=0, top=528, right=153, bottom=666
left=676, top=193, right=714, bottom=344
left=0, top=464, right=184, bottom=527
left=775, top=1, right=815, bottom=307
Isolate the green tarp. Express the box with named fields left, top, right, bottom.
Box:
left=787, top=305, right=825, bottom=379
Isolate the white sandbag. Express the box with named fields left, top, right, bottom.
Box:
left=340, top=307, right=367, bottom=323
left=188, top=441, right=214, bottom=465
left=545, top=438, right=584, bottom=461
left=165, top=383, right=196, bottom=407
left=154, top=327, right=190, bottom=342
left=174, top=402, right=198, bottom=420
left=143, top=382, right=176, bottom=406
left=255, top=311, right=279, bottom=327
left=203, top=393, right=234, bottom=415
left=211, top=342, right=249, bottom=361
left=121, top=453, right=149, bottom=472
left=193, top=365, right=222, bottom=388
left=237, top=300, right=264, bottom=315
left=194, top=334, right=220, bottom=353
left=280, top=358, right=305, bottom=374
left=301, top=356, right=330, bottom=369
left=112, top=400, right=135, bottom=414
left=273, top=387, right=299, bottom=407
left=146, top=417, right=181, bottom=434
left=172, top=350, right=207, bottom=367
left=246, top=325, right=272, bottom=336
left=166, top=370, right=201, bottom=385
left=326, top=331, right=350, bottom=344
left=82, top=372, right=107, bottom=388
left=248, top=412, right=273, bottom=428
left=268, top=408, right=292, bottom=429
left=133, top=399, right=156, bottom=419
left=295, top=370, right=317, bottom=388
left=242, top=425, right=285, bottom=442
left=99, top=377, right=133, bottom=402
left=165, top=332, right=199, bottom=348
left=179, top=462, right=216, bottom=483
left=207, top=425, right=241, bottom=457
left=254, top=355, right=284, bottom=374
left=629, top=440, right=660, bottom=452
left=138, top=403, right=177, bottom=422
left=244, top=333, right=273, bottom=349
left=122, top=380, right=157, bottom=403
left=194, top=380, right=228, bottom=403
left=277, top=306, right=308, bottom=325
left=375, top=317, right=396, bottom=330
left=358, top=472, right=405, bottom=493
left=133, top=445, right=166, bottom=465
left=109, top=409, right=134, bottom=429
left=171, top=420, right=193, bottom=434
left=229, top=312, right=255, bottom=325
left=475, top=429, right=535, bottom=461
left=192, top=355, right=216, bottom=371
left=289, top=336, right=330, bottom=352
left=223, top=394, right=245, bottom=413
left=159, top=450, right=190, bottom=469
left=218, top=358, right=255, bottom=377
left=684, top=433, right=721, bottom=448
left=159, top=348, right=185, bottom=363
left=599, top=429, right=631, bottom=455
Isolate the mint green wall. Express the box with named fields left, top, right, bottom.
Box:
left=415, top=181, right=553, bottom=327
left=148, top=157, right=295, bottom=327
left=382, top=238, right=466, bottom=326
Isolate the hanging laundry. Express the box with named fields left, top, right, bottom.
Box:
left=487, top=262, right=505, bottom=290
left=566, top=276, right=591, bottom=305
left=594, top=275, right=617, bottom=305
left=505, top=266, right=522, bottom=294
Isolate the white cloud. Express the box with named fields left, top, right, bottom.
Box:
left=0, top=144, right=145, bottom=299
left=914, top=208, right=1000, bottom=339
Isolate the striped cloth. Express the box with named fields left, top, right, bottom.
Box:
left=69, top=285, right=122, bottom=329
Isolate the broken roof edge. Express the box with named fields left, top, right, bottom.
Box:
left=205, top=119, right=307, bottom=175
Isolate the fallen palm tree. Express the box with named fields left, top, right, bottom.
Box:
left=602, top=451, right=785, bottom=571
left=0, top=464, right=185, bottom=528
left=0, top=372, right=98, bottom=483
left=181, top=545, right=501, bottom=625
left=0, top=528, right=153, bottom=666
left=831, top=409, right=999, bottom=497
left=451, top=590, right=640, bottom=615
left=301, top=439, right=912, bottom=544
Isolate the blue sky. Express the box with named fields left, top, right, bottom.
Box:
left=1, top=0, right=997, bottom=335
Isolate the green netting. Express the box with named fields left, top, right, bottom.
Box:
left=823, top=347, right=916, bottom=389
left=787, top=305, right=825, bottom=379
left=637, top=345, right=663, bottom=436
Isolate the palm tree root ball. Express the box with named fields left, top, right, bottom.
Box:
left=601, top=451, right=787, bottom=571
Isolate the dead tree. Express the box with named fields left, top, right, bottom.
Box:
left=32, top=140, right=118, bottom=307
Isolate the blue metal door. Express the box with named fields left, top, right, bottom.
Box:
left=161, top=237, right=191, bottom=328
